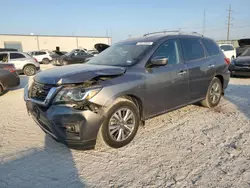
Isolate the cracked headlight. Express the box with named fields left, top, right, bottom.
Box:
left=54, top=87, right=102, bottom=104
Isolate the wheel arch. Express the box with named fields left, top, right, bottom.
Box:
left=214, top=74, right=224, bottom=88
left=23, top=63, right=36, bottom=71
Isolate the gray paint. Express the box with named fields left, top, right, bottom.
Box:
left=25, top=34, right=230, bottom=148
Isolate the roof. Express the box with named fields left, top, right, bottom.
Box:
left=0, top=33, right=111, bottom=39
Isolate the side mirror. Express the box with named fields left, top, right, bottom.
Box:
left=149, top=56, right=168, bottom=67
left=221, top=49, right=225, bottom=52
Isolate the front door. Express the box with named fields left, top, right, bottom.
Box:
left=144, top=39, right=189, bottom=118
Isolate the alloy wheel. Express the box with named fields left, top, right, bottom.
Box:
left=108, top=108, right=135, bottom=142
left=209, top=82, right=221, bottom=104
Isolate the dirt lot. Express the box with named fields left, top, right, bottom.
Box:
left=0, top=65, right=250, bottom=188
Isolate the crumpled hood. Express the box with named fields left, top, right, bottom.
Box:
left=34, top=64, right=126, bottom=85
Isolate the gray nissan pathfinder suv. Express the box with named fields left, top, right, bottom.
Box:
left=24, top=32, right=230, bottom=149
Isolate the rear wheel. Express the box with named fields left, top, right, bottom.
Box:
left=23, top=65, right=36, bottom=76
left=201, top=77, right=222, bottom=108
left=42, top=58, right=50, bottom=64
left=96, top=98, right=140, bottom=149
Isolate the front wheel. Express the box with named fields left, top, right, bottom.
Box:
left=201, top=77, right=222, bottom=108
left=96, top=98, right=140, bottom=149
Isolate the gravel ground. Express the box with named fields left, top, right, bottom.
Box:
left=0, top=65, right=250, bottom=188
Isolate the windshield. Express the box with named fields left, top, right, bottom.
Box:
left=86, top=42, right=153, bottom=67
left=240, top=48, right=250, bottom=56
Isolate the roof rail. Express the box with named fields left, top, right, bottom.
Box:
left=143, top=30, right=203, bottom=37
left=143, top=30, right=180, bottom=37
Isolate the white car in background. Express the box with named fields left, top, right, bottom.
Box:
left=219, top=44, right=236, bottom=60
left=0, top=51, right=40, bottom=76
left=29, top=50, right=53, bottom=64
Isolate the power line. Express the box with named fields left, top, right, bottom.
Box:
left=202, top=10, right=206, bottom=35
left=227, top=4, right=233, bottom=40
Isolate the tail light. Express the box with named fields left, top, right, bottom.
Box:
left=4, top=65, right=16, bottom=73
left=34, top=58, right=38, bottom=62
left=224, top=58, right=230, bottom=65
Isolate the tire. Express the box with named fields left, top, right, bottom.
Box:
left=201, top=77, right=222, bottom=108
left=0, top=85, right=3, bottom=95
left=42, top=58, right=50, bottom=64
left=23, top=65, right=36, bottom=76
left=96, top=98, right=140, bottom=149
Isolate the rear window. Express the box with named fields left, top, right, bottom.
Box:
left=220, top=45, right=234, bottom=51
left=10, top=53, right=25, bottom=59
left=202, top=39, right=220, bottom=56
left=181, top=38, right=205, bottom=61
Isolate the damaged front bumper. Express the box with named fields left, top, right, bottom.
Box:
left=24, top=86, right=104, bottom=149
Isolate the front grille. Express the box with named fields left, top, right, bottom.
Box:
left=29, top=82, right=55, bottom=102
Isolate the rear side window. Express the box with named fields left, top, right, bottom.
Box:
left=35, top=51, right=46, bottom=55
left=220, top=45, right=234, bottom=51
left=10, top=53, right=25, bottom=59
left=202, top=39, right=220, bottom=56
left=181, top=38, right=205, bottom=61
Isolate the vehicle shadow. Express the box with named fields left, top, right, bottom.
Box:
left=224, top=82, right=250, bottom=119
left=0, top=135, right=86, bottom=188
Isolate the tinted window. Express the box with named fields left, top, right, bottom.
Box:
left=181, top=38, right=205, bottom=61
left=80, top=52, right=87, bottom=56
left=202, top=39, right=220, bottom=56
left=35, top=51, right=46, bottom=55
left=10, top=53, right=25, bottom=59
left=0, top=53, right=8, bottom=62
left=220, top=45, right=234, bottom=51
left=241, top=48, right=250, bottom=56
left=151, top=39, right=182, bottom=65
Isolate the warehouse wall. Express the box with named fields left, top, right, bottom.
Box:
left=38, top=36, right=77, bottom=51
left=0, top=34, right=111, bottom=52
left=0, top=35, right=38, bottom=51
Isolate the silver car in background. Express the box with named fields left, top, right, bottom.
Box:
left=0, top=51, right=40, bottom=76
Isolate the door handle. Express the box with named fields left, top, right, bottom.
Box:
left=178, top=70, right=187, bottom=75
left=208, top=64, right=215, bottom=68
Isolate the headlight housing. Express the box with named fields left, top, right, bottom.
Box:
left=53, top=86, right=102, bottom=104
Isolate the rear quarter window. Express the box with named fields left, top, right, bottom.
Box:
left=181, top=38, right=205, bottom=61
left=220, top=45, right=234, bottom=51
left=202, top=39, right=220, bottom=56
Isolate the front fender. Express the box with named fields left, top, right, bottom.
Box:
left=89, top=73, right=146, bottom=108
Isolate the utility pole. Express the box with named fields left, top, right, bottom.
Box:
left=227, top=4, right=233, bottom=40
left=202, top=10, right=206, bottom=35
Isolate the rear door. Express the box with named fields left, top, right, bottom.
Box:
left=145, top=39, right=189, bottom=117
left=9, top=52, right=27, bottom=70
left=180, top=37, right=214, bottom=101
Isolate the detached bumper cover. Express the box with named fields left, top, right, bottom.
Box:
left=24, top=85, right=104, bottom=149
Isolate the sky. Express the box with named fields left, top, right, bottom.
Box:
left=2, top=0, right=250, bottom=43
